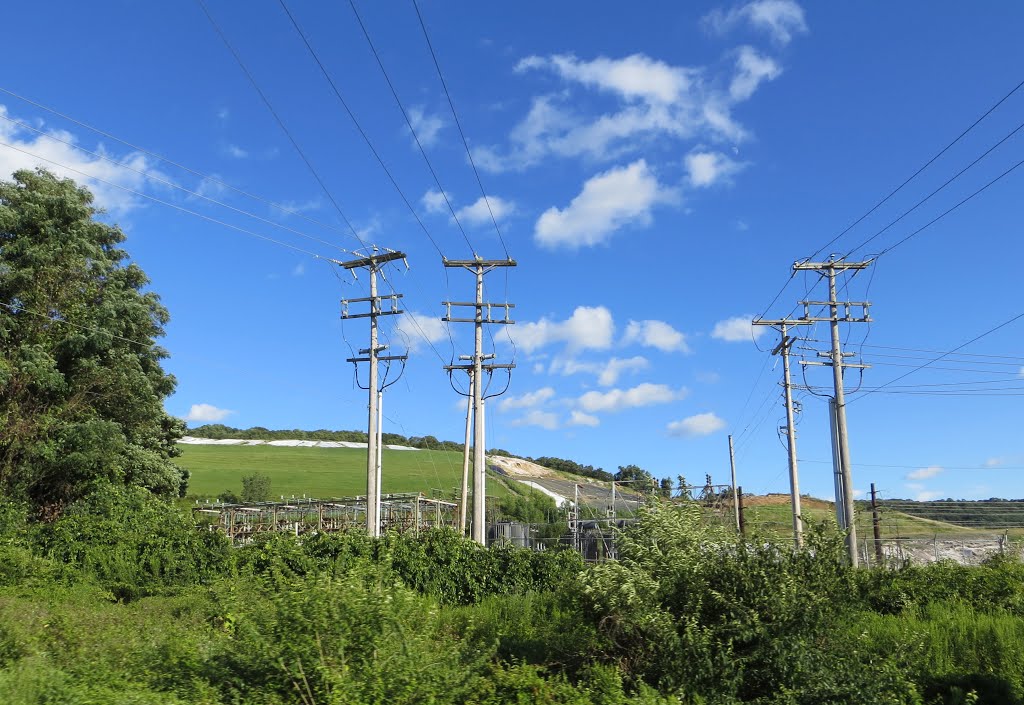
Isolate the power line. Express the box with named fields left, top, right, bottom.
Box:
left=799, top=459, right=1024, bottom=472
left=0, top=140, right=330, bottom=260
left=0, top=112, right=352, bottom=255
left=849, top=310, right=1024, bottom=402
left=808, top=75, right=1024, bottom=262
left=802, top=340, right=1024, bottom=362
left=874, top=154, right=1024, bottom=258
left=411, top=0, right=510, bottom=260
left=275, top=0, right=449, bottom=259
left=757, top=75, right=1024, bottom=320
left=195, top=0, right=368, bottom=250
left=0, top=86, right=371, bottom=243
left=843, top=118, right=1024, bottom=258
left=344, top=0, right=476, bottom=258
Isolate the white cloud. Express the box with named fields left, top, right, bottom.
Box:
left=517, top=53, right=694, bottom=105
left=597, top=356, right=650, bottom=385
left=567, top=410, right=600, bottom=427
left=703, top=0, right=808, bottom=45
left=184, top=403, right=234, bottom=423
left=477, top=46, right=784, bottom=173
left=454, top=195, right=515, bottom=226
left=224, top=143, right=249, bottom=159
left=0, top=103, right=174, bottom=214
left=730, top=46, right=782, bottom=101
left=711, top=315, right=766, bottom=343
left=623, top=320, right=689, bottom=352
left=511, top=306, right=614, bottom=353
left=407, top=106, right=445, bottom=148
left=906, top=465, right=944, bottom=481
left=685, top=150, right=744, bottom=187
left=421, top=188, right=450, bottom=215
left=549, top=355, right=649, bottom=386
left=534, top=160, right=671, bottom=248
left=510, top=410, right=560, bottom=430
left=667, top=412, right=726, bottom=438
left=394, top=312, right=449, bottom=352
left=277, top=198, right=322, bottom=215
left=578, top=383, right=686, bottom=413
left=499, top=387, right=556, bottom=412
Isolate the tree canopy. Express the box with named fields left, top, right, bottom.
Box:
left=0, top=169, right=186, bottom=515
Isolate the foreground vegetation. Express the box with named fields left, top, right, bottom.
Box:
left=3, top=487, right=1024, bottom=704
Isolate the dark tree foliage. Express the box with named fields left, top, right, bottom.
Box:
left=0, top=169, right=186, bottom=515
left=240, top=472, right=272, bottom=503
left=614, top=463, right=656, bottom=489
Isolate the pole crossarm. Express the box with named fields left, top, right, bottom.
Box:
left=347, top=355, right=409, bottom=364
left=337, top=250, right=407, bottom=270
left=793, top=259, right=872, bottom=272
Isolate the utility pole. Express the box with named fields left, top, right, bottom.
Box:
left=338, top=249, right=407, bottom=538
left=443, top=256, right=516, bottom=545
left=728, top=435, right=740, bottom=532
left=751, top=320, right=810, bottom=548
left=870, top=483, right=884, bottom=566
left=793, top=258, right=872, bottom=566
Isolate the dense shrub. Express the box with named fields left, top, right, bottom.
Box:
left=32, top=483, right=231, bottom=599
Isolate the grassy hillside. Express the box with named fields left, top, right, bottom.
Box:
left=177, top=444, right=512, bottom=500
left=743, top=494, right=1023, bottom=538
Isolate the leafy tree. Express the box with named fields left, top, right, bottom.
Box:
left=614, top=464, right=655, bottom=491
left=658, top=477, right=673, bottom=498
left=241, top=472, right=272, bottom=503
left=0, top=169, right=186, bottom=515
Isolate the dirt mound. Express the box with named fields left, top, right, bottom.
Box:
left=488, top=455, right=566, bottom=480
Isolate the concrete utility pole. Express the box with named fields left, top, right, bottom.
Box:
left=338, top=250, right=407, bottom=537
left=727, top=435, right=740, bottom=532
left=751, top=320, right=810, bottom=548
left=793, top=258, right=872, bottom=567
left=443, top=256, right=516, bottom=545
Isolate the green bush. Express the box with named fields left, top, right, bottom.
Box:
left=32, top=483, right=231, bottom=599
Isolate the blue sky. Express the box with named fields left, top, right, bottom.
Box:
left=3, top=1, right=1024, bottom=503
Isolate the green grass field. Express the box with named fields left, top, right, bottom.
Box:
left=743, top=496, right=1023, bottom=538
left=177, top=444, right=512, bottom=500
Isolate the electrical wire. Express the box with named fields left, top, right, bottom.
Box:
left=843, top=118, right=1024, bottom=258
left=874, top=155, right=1024, bottom=258
left=0, top=140, right=332, bottom=260
left=195, top=0, right=368, bottom=250
left=0, top=85, right=372, bottom=243
left=808, top=75, right=1024, bottom=262
left=849, top=310, right=1024, bottom=402
left=275, top=0, right=450, bottom=260
left=757, top=75, right=1024, bottom=321
left=0, top=112, right=352, bottom=255
left=410, top=0, right=509, bottom=260
left=344, top=0, right=476, bottom=258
